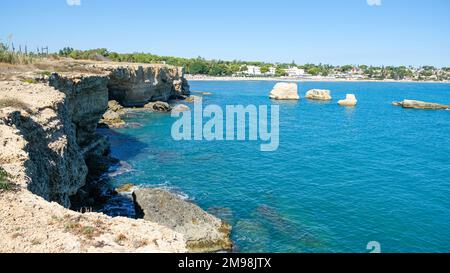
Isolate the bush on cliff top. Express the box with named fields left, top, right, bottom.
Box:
left=0, top=167, right=11, bottom=191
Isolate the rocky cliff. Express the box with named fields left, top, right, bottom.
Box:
left=105, top=64, right=190, bottom=106
left=0, top=61, right=199, bottom=253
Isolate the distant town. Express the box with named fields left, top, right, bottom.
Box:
left=2, top=45, right=449, bottom=82
left=58, top=48, right=450, bottom=82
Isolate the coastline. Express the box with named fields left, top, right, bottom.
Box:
left=186, top=75, right=450, bottom=84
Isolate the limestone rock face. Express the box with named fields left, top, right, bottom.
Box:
left=269, top=83, right=300, bottom=100
left=49, top=74, right=110, bottom=148
left=144, top=101, right=172, bottom=112
left=305, top=89, right=332, bottom=100
left=338, top=94, right=358, bottom=106
left=133, top=188, right=233, bottom=253
left=392, top=100, right=450, bottom=110
left=107, top=65, right=190, bottom=107
left=0, top=81, right=88, bottom=207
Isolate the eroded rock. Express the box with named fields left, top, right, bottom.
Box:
left=338, top=94, right=358, bottom=106
left=133, top=188, right=233, bottom=253
left=144, top=101, right=172, bottom=112
left=269, top=82, right=300, bottom=100
left=305, top=89, right=332, bottom=100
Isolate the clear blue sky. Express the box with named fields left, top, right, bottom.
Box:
left=1, top=0, right=449, bottom=66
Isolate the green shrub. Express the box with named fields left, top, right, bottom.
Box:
left=22, top=78, right=37, bottom=84
left=0, top=98, right=30, bottom=111
left=40, top=70, right=52, bottom=77
left=0, top=167, right=11, bottom=191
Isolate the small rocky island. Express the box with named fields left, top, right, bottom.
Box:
left=269, top=82, right=300, bottom=100
left=0, top=59, right=232, bottom=253
left=393, top=99, right=450, bottom=110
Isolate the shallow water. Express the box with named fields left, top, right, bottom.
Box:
left=102, top=81, right=450, bottom=253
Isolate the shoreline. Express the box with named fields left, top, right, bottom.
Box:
left=186, top=75, right=450, bottom=84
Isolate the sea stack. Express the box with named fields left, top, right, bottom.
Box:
left=269, top=82, right=300, bottom=100
left=305, top=89, right=332, bottom=100
left=392, top=100, right=450, bottom=110
left=338, top=94, right=358, bottom=106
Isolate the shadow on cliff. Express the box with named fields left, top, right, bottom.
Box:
left=9, top=111, right=86, bottom=207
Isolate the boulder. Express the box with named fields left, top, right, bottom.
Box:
left=171, top=104, right=191, bottom=113
left=269, top=83, right=300, bottom=100
left=338, top=94, right=358, bottom=106
left=305, top=89, right=332, bottom=100
left=100, top=109, right=126, bottom=128
left=392, top=100, right=450, bottom=110
left=108, top=100, right=124, bottom=113
left=133, top=188, right=232, bottom=253
left=144, top=101, right=172, bottom=112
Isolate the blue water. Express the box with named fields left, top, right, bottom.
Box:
left=103, top=81, right=450, bottom=253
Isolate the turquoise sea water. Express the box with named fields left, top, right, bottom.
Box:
left=102, top=81, right=450, bottom=253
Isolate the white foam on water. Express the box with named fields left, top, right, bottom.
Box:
left=108, top=161, right=134, bottom=177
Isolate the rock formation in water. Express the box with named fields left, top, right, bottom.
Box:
left=305, top=89, right=332, bottom=100
left=171, top=104, right=191, bottom=113
left=338, top=94, right=358, bottom=106
left=392, top=100, right=450, bottom=110
left=269, top=82, right=300, bottom=100
left=144, top=101, right=172, bottom=112
left=133, top=188, right=233, bottom=253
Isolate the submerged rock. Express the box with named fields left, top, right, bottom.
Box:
left=269, top=82, right=300, bottom=100
left=144, top=101, right=172, bottom=112
left=338, top=94, right=358, bottom=106
left=392, top=100, right=450, bottom=110
left=184, top=95, right=202, bottom=103
left=305, top=89, right=332, bottom=100
left=133, top=188, right=233, bottom=253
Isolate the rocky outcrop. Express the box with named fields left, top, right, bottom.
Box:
left=106, top=64, right=190, bottom=107
left=171, top=104, right=191, bottom=113
left=269, top=82, right=300, bottom=100
left=99, top=101, right=127, bottom=129
left=392, top=100, right=450, bottom=110
left=305, top=89, right=332, bottom=100
left=0, top=62, right=205, bottom=253
left=144, top=101, right=172, bottom=112
left=133, top=188, right=232, bottom=253
left=338, top=94, right=358, bottom=106
left=48, top=74, right=110, bottom=149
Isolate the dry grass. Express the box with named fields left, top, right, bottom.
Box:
left=0, top=98, right=32, bottom=113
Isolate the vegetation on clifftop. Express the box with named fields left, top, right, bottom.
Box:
left=0, top=167, right=11, bottom=191
left=57, top=47, right=450, bottom=81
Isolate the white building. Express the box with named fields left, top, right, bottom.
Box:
left=284, top=66, right=305, bottom=77
left=245, top=65, right=262, bottom=76
left=268, top=67, right=276, bottom=75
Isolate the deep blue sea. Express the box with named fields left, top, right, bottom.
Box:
left=102, top=81, right=450, bottom=253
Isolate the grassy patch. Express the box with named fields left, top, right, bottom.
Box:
left=22, top=78, right=37, bottom=84
left=63, top=218, right=102, bottom=240
left=39, top=70, right=52, bottom=77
